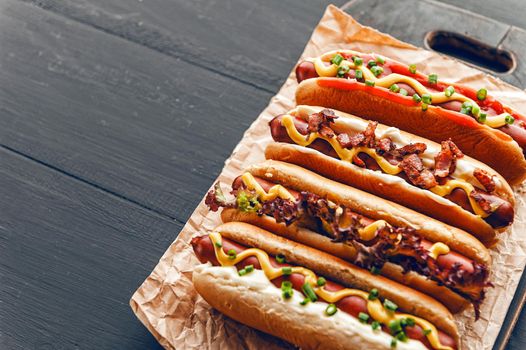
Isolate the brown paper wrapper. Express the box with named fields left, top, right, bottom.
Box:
left=130, top=5, right=526, bottom=349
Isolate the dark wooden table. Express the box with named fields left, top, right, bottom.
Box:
left=2, top=1, right=525, bottom=349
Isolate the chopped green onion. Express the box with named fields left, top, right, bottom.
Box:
left=405, top=317, right=415, bottom=327
left=478, top=113, right=487, bottom=123
left=282, top=267, right=292, bottom=276
left=396, top=332, right=409, bottom=342
left=282, top=289, right=293, bottom=299
left=384, top=299, right=398, bottom=312
left=422, top=93, right=432, bottom=104
left=422, top=103, right=429, bottom=111
left=302, top=283, right=318, bottom=302
left=372, top=321, right=380, bottom=331
left=281, top=281, right=293, bottom=299
left=460, top=107, right=471, bottom=115
left=353, top=56, right=363, bottom=66
left=214, top=242, right=222, bottom=248
left=399, top=88, right=408, bottom=96
left=445, top=86, right=455, bottom=97
left=245, top=265, right=254, bottom=273
left=428, top=73, right=438, bottom=84
left=300, top=298, right=309, bottom=306
left=281, top=281, right=293, bottom=289
left=370, top=66, right=384, bottom=77
left=238, top=269, right=247, bottom=276
left=367, top=60, right=377, bottom=68
left=477, top=88, right=487, bottom=101
left=472, top=104, right=480, bottom=116
left=389, top=84, right=400, bottom=93
left=368, top=288, right=379, bottom=300
left=331, top=54, right=344, bottom=65
left=337, top=64, right=350, bottom=77
left=355, top=69, right=363, bottom=80
left=325, top=303, right=338, bottom=316
left=358, top=312, right=370, bottom=323
left=376, top=56, right=385, bottom=64
left=462, top=101, right=473, bottom=109
left=317, top=277, right=326, bottom=286
left=370, top=266, right=381, bottom=275
left=276, top=254, right=286, bottom=264
left=389, top=319, right=402, bottom=333
left=412, top=94, right=422, bottom=103
left=227, top=249, right=237, bottom=260
left=365, top=80, right=375, bottom=87
left=391, top=338, right=397, bottom=348
left=506, top=115, right=515, bottom=124
left=423, top=329, right=432, bottom=336
left=408, top=64, right=417, bottom=74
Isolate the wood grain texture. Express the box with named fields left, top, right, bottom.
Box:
left=0, top=147, right=171, bottom=349
left=1, top=0, right=271, bottom=223
left=22, top=0, right=347, bottom=93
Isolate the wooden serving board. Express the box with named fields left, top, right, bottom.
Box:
left=343, top=1, right=526, bottom=349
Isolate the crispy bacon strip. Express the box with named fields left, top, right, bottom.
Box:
left=399, top=154, right=438, bottom=189
left=473, top=168, right=496, bottom=193
left=434, top=139, right=464, bottom=178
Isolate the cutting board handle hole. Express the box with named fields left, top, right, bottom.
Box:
left=424, top=30, right=515, bottom=74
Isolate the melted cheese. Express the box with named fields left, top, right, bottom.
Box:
left=313, top=55, right=511, bottom=128
left=280, top=114, right=489, bottom=218
left=208, top=231, right=452, bottom=350
left=428, top=242, right=451, bottom=260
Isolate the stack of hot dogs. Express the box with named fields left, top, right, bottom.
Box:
left=190, top=49, right=525, bottom=350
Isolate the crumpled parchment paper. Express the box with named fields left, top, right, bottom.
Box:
left=130, top=5, right=526, bottom=349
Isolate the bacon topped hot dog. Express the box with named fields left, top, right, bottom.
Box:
left=205, top=160, right=492, bottom=315
left=192, top=222, right=460, bottom=350
left=266, top=106, right=514, bottom=243
left=294, top=50, right=526, bottom=185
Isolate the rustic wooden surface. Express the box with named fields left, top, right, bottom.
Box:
left=1, top=0, right=525, bottom=349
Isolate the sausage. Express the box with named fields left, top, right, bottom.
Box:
left=500, top=123, right=526, bottom=155
left=269, top=115, right=512, bottom=227
left=191, top=235, right=456, bottom=350
left=295, top=61, right=318, bottom=83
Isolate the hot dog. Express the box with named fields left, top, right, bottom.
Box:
left=294, top=50, right=526, bottom=185
left=205, top=160, right=492, bottom=315
left=266, top=105, right=515, bottom=242
left=192, top=222, right=460, bottom=350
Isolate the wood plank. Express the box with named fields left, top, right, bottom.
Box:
left=0, top=147, right=174, bottom=349
left=23, top=0, right=347, bottom=93
left=1, top=0, right=272, bottom=223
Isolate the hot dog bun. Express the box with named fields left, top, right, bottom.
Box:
left=194, top=265, right=430, bottom=350
left=295, top=52, right=526, bottom=185
left=221, top=208, right=469, bottom=313
left=247, top=160, right=492, bottom=267
left=198, top=221, right=460, bottom=347
left=266, top=105, right=515, bottom=244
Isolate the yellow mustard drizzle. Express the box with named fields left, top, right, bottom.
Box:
left=241, top=172, right=385, bottom=241
left=430, top=180, right=489, bottom=218
left=280, top=114, right=489, bottom=218
left=428, top=242, right=451, bottom=260
left=313, top=55, right=511, bottom=128
left=208, top=231, right=452, bottom=350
